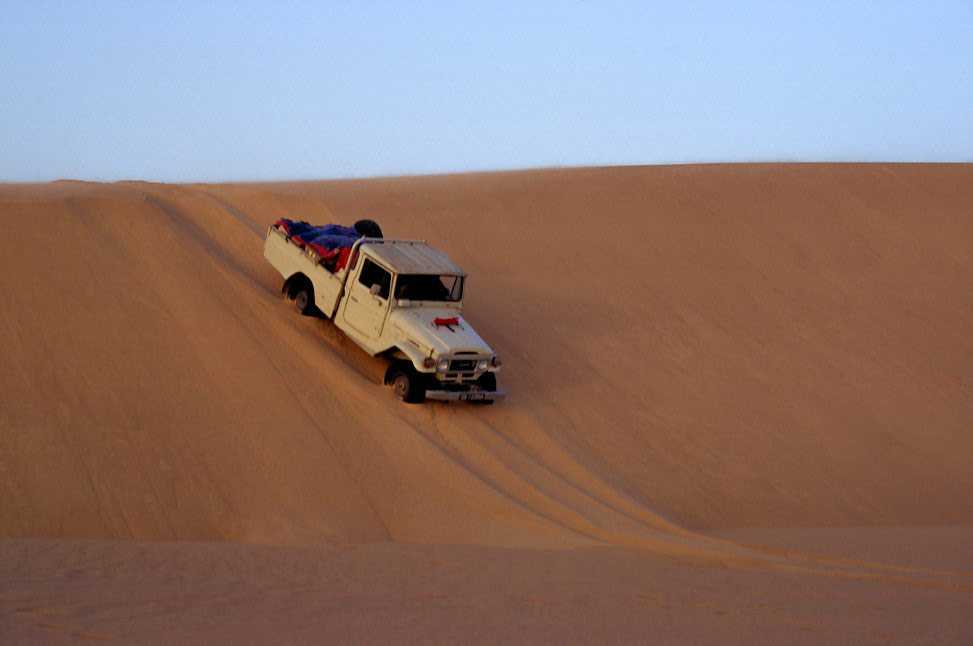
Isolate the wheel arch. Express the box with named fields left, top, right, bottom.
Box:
left=379, top=344, right=432, bottom=384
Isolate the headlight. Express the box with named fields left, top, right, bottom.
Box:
left=477, top=360, right=489, bottom=371
left=437, top=359, right=450, bottom=372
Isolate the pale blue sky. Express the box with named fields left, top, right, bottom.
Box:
left=2, top=1, right=971, bottom=181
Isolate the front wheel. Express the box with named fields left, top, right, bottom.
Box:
left=391, top=367, right=426, bottom=404
left=471, top=372, right=497, bottom=405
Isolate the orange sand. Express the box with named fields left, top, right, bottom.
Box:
left=1, top=164, right=971, bottom=643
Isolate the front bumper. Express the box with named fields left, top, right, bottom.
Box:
left=425, top=389, right=507, bottom=402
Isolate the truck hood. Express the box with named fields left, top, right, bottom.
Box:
left=389, top=307, right=493, bottom=357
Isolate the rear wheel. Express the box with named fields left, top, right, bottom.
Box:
left=294, top=287, right=313, bottom=315
left=390, top=366, right=426, bottom=404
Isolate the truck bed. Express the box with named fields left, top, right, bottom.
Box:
left=263, top=226, right=349, bottom=318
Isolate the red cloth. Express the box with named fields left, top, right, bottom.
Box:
left=304, top=242, right=354, bottom=273
left=275, top=218, right=355, bottom=272
left=307, top=242, right=340, bottom=262
left=274, top=218, right=293, bottom=235
left=434, top=317, right=460, bottom=327
left=333, top=247, right=354, bottom=271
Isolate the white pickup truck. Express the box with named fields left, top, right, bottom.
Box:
left=263, top=222, right=505, bottom=403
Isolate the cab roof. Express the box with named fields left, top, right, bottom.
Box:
left=361, top=239, right=465, bottom=276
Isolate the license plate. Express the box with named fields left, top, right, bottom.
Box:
left=460, top=391, right=489, bottom=401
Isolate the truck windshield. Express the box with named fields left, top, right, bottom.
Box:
left=395, top=274, right=464, bottom=302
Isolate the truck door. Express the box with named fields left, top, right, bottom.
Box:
left=342, top=258, right=392, bottom=338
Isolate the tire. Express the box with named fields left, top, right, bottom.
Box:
left=353, top=219, right=383, bottom=239
left=294, top=287, right=313, bottom=315
left=390, top=366, right=426, bottom=404
left=471, top=372, right=497, bottom=405
left=478, top=372, right=497, bottom=391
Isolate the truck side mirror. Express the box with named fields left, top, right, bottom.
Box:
left=369, top=283, right=381, bottom=297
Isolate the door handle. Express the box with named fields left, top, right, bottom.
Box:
left=349, top=295, right=360, bottom=304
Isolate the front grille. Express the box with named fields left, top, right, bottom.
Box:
left=449, top=359, right=477, bottom=372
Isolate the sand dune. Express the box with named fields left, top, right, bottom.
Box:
left=2, top=164, right=972, bottom=642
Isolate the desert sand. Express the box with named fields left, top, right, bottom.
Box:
left=1, top=164, right=971, bottom=643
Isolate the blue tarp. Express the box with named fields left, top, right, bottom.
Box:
left=285, top=221, right=360, bottom=250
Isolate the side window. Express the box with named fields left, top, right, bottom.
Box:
left=358, top=259, right=391, bottom=299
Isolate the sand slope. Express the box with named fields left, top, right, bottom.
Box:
left=294, top=164, right=973, bottom=531
left=3, top=164, right=970, bottom=549
left=3, top=164, right=973, bottom=643
left=3, top=538, right=972, bottom=645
